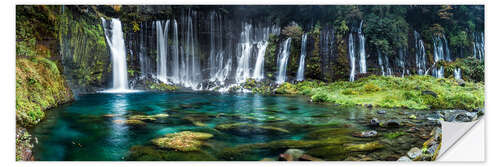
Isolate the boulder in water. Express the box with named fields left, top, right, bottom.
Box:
left=215, top=123, right=289, bottom=136
left=442, top=110, right=477, bottom=122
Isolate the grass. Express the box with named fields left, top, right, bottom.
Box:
left=276, top=75, right=484, bottom=111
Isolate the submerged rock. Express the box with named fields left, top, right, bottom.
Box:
left=345, top=141, right=384, bottom=152
left=304, top=128, right=353, bottom=140
left=352, top=130, right=378, bottom=138
left=128, top=113, right=169, bottom=122
left=377, top=110, right=387, bottom=114
left=126, top=145, right=216, bottom=161
left=151, top=131, right=213, bottom=152
left=381, top=119, right=401, bottom=128
left=215, top=123, right=289, bottom=136
left=113, top=119, right=147, bottom=126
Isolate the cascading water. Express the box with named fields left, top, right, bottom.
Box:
left=432, top=35, right=451, bottom=78
left=398, top=48, right=409, bottom=77
left=348, top=33, right=356, bottom=81
left=414, top=31, right=427, bottom=75
left=358, top=21, right=367, bottom=74
left=276, top=38, right=292, bottom=84
left=101, top=18, right=130, bottom=92
left=171, top=20, right=180, bottom=83
left=473, top=32, right=484, bottom=60
left=155, top=20, right=170, bottom=83
left=296, top=34, right=308, bottom=81
left=208, top=12, right=231, bottom=84
left=377, top=49, right=392, bottom=76
left=454, top=68, right=461, bottom=80
left=252, top=26, right=271, bottom=81
left=235, top=23, right=253, bottom=83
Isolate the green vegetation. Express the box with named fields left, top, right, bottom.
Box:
left=276, top=75, right=483, bottom=111
left=16, top=58, right=73, bottom=127
left=384, top=132, right=408, bottom=139
left=146, top=81, right=179, bottom=91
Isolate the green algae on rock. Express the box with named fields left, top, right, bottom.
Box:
left=151, top=131, right=214, bottom=152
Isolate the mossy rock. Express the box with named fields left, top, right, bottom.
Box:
left=215, top=123, right=289, bottom=136
left=305, top=145, right=347, bottom=160
left=129, top=113, right=169, bottom=121
left=126, top=146, right=216, bottom=161
left=304, top=128, right=354, bottom=140
left=151, top=131, right=213, bottom=152
left=113, top=119, right=147, bottom=126
left=345, top=141, right=384, bottom=152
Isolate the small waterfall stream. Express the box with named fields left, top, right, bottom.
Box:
left=454, top=68, right=462, bottom=80
left=101, top=18, right=130, bottom=92
left=348, top=33, right=356, bottom=81
left=296, top=34, right=308, bottom=81
left=276, top=38, right=292, bottom=84
left=358, top=21, right=366, bottom=74
left=432, top=35, right=451, bottom=78
left=414, top=31, right=427, bottom=75
left=473, top=32, right=484, bottom=60
left=155, top=20, right=170, bottom=82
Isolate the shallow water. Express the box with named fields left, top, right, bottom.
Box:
left=32, top=91, right=440, bottom=161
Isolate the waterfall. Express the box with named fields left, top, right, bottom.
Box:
left=414, top=31, right=427, bottom=75
left=454, top=68, right=461, bottom=80
left=172, top=20, right=180, bottom=83
left=276, top=38, right=292, bottom=84
left=398, top=48, right=408, bottom=77
left=139, top=22, right=153, bottom=77
left=358, top=21, right=367, bottom=74
left=348, top=33, right=356, bottom=81
left=296, top=34, right=308, bottom=81
left=235, top=23, right=253, bottom=83
left=155, top=20, right=170, bottom=83
left=377, top=49, right=392, bottom=76
left=473, top=32, right=484, bottom=60
left=101, top=18, right=129, bottom=91
left=208, top=12, right=231, bottom=84
left=235, top=22, right=275, bottom=83
left=432, top=35, right=451, bottom=78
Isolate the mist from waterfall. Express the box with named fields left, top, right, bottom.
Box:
left=101, top=18, right=130, bottom=92
left=296, top=34, right=308, bottom=81
left=276, top=38, right=292, bottom=84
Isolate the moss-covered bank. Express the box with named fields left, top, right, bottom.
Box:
left=276, top=75, right=483, bottom=111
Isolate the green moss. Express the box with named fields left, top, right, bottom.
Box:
left=146, top=81, right=179, bottom=91
left=151, top=131, right=213, bottom=152
left=384, top=131, right=407, bottom=139
left=16, top=58, right=73, bottom=127
left=275, top=75, right=483, bottom=110
left=127, top=146, right=216, bottom=161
